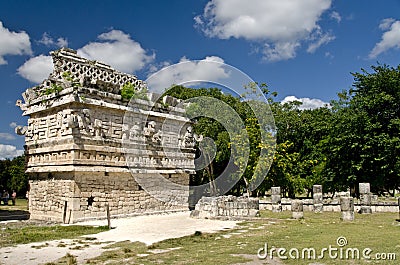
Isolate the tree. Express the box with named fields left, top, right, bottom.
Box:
left=266, top=99, right=332, bottom=197
left=0, top=155, right=28, bottom=197
left=165, top=85, right=276, bottom=197
left=323, top=65, right=400, bottom=195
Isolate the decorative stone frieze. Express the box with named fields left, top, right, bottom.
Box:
left=17, top=48, right=197, bottom=223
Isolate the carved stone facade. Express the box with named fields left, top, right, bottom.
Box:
left=17, top=48, right=197, bottom=223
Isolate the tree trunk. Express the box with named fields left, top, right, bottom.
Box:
left=205, top=153, right=217, bottom=196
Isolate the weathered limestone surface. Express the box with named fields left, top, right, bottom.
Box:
left=359, top=183, right=372, bottom=214
left=313, top=185, right=323, bottom=213
left=190, top=196, right=259, bottom=219
left=291, top=199, right=304, bottom=219
left=259, top=197, right=399, bottom=213
left=340, top=197, right=354, bottom=221
left=271, top=186, right=282, bottom=212
left=17, top=48, right=197, bottom=223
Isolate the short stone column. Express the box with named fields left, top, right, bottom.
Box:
left=340, top=197, right=354, bottom=221
left=398, top=197, right=400, bottom=210
left=398, top=197, right=400, bottom=220
left=359, top=183, right=372, bottom=214
left=291, top=200, right=304, bottom=219
left=271, top=187, right=282, bottom=212
left=313, top=185, right=323, bottom=213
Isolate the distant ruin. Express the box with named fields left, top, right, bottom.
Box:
left=16, top=48, right=197, bottom=223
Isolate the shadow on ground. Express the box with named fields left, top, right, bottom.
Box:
left=0, top=209, right=30, bottom=221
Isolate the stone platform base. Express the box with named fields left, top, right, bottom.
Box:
left=28, top=171, right=189, bottom=223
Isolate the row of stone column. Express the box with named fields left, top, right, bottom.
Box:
left=271, top=185, right=323, bottom=213
left=340, top=183, right=373, bottom=221
left=272, top=183, right=375, bottom=221
left=290, top=197, right=355, bottom=220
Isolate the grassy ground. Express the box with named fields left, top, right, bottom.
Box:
left=2, top=210, right=399, bottom=264
left=0, top=225, right=109, bottom=247
left=78, top=211, right=399, bottom=265
left=0, top=198, right=28, bottom=211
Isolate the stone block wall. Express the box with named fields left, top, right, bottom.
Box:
left=191, top=196, right=259, bottom=219
left=29, top=178, right=76, bottom=222
left=259, top=197, right=399, bottom=213
left=29, top=171, right=189, bottom=223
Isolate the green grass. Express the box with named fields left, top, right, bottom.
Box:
left=259, top=211, right=400, bottom=264
left=0, top=198, right=28, bottom=211
left=1, top=211, right=398, bottom=264
left=85, top=211, right=400, bottom=265
left=0, top=225, right=109, bottom=247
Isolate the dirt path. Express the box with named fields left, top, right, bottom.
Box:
left=0, top=211, right=238, bottom=265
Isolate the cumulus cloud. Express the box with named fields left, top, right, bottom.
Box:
left=18, top=29, right=155, bottom=83
left=146, top=56, right=230, bottom=92
left=0, top=21, right=32, bottom=65
left=195, top=0, right=333, bottom=61
left=0, top=133, right=15, bottom=140
left=17, top=55, right=53, bottom=83
left=379, top=18, right=396, bottom=31
left=263, top=42, right=300, bottom=61
left=38, top=32, right=68, bottom=48
left=281, top=95, right=330, bottom=110
left=77, top=30, right=155, bottom=73
left=0, top=144, right=24, bottom=160
left=369, top=19, right=400, bottom=58
left=9, top=122, right=18, bottom=128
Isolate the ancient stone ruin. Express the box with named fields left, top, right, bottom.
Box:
left=16, top=48, right=197, bottom=223
left=190, top=195, right=260, bottom=219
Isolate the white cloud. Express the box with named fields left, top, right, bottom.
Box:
left=146, top=56, right=230, bottom=92
left=0, top=21, right=32, bottom=65
left=77, top=30, right=155, bottom=73
left=307, top=31, right=335, bottom=53
left=0, top=133, right=15, bottom=140
left=17, top=55, right=53, bottom=83
left=263, top=42, right=300, bottom=61
left=0, top=144, right=24, bottom=160
left=18, top=30, right=155, bottom=83
left=281, top=95, right=329, bottom=110
left=369, top=19, right=400, bottom=58
left=325, top=51, right=334, bottom=59
left=195, top=0, right=333, bottom=61
left=38, top=32, right=68, bottom=48
left=56, top=37, right=68, bottom=48
left=379, top=18, right=395, bottom=31
left=9, top=122, right=17, bottom=128
left=330, top=11, right=341, bottom=23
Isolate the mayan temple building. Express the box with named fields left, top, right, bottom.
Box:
left=16, top=48, right=197, bottom=223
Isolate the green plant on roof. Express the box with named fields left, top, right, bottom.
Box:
left=62, top=71, right=80, bottom=88
left=44, top=83, right=63, bottom=95
left=62, top=71, right=73, bottom=82
left=121, top=82, right=149, bottom=101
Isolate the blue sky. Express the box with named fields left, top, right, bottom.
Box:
left=0, top=0, right=400, bottom=159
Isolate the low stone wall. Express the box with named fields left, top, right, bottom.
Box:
left=190, top=196, right=259, bottom=219
left=29, top=171, right=189, bottom=223
left=259, top=198, right=399, bottom=213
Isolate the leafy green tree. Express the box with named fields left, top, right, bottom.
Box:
left=266, top=99, right=332, bottom=197
left=324, top=65, right=400, bottom=195
left=165, top=85, right=276, bottom=196
left=0, top=155, right=28, bottom=197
